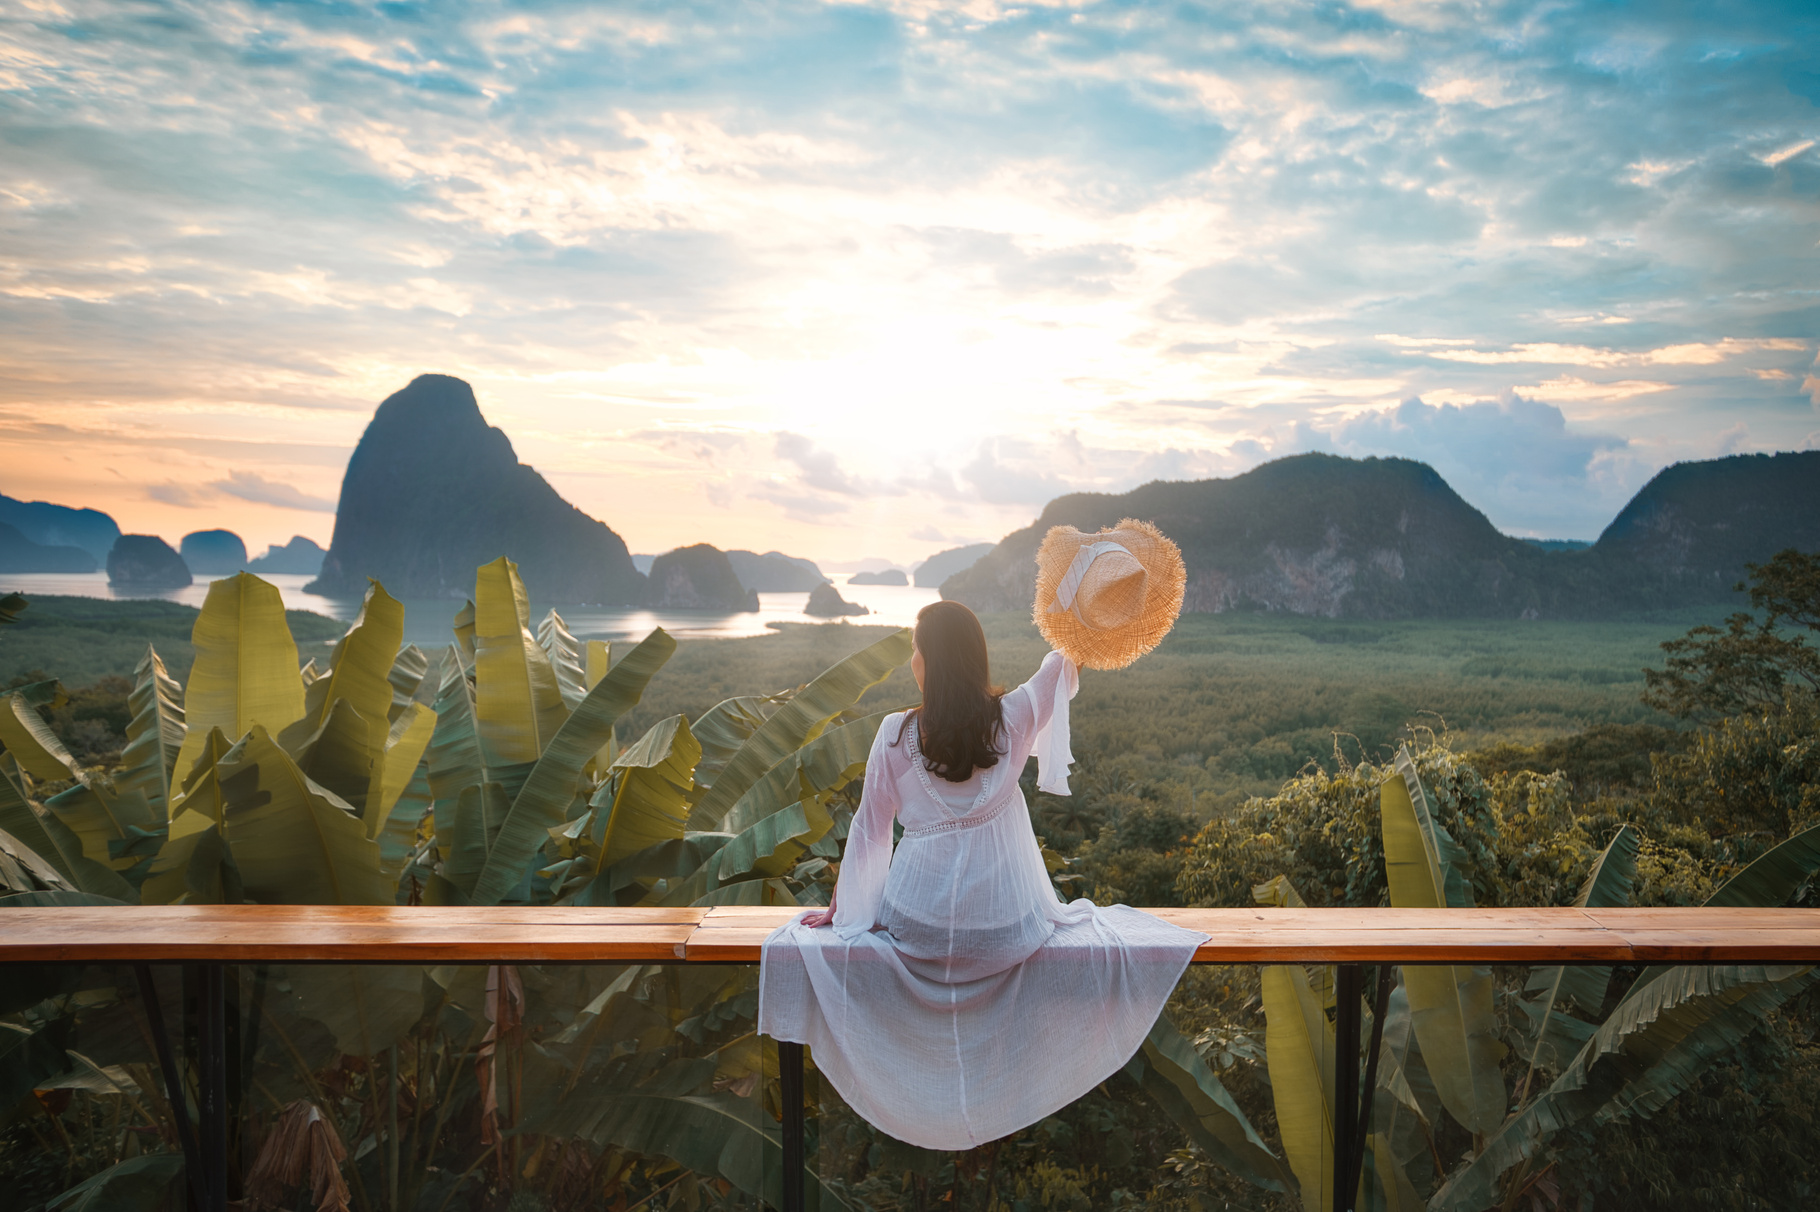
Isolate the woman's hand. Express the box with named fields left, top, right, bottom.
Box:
left=798, top=888, right=838, bottom=928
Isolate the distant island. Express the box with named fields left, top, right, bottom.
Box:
left=847, top=568, right=907, bottom=586
left=805, top=582, right=868, bottom=617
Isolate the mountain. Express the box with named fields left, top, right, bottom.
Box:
left=0, top=494, right=120, bottom=563
left=913, top=543, right=992, bottom=588
left=726, top=550, right=828, bottom=592
left=943, top=454, right=1554, bottom=618
left=181, top=529, right=248, bottom=575
left=645, top=544, right=759, bottom=611
left=940, top=450, right=1820, bottom=620
left=306, top=375, right=645, bottom=604
left=107, top=535, right=191, bottom=589
left=248, top=536, right=326, bottom=575
left=0, top=522, right=97, bottom=573
left=849, top=569, right=908, bottom=586
left=1587, top=451, right=1820, bottom=596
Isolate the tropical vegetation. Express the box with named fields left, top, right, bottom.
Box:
left=0, top=550, right=1816, bottom=1210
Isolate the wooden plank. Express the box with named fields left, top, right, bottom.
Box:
left=0, top=906, right=699, bottom=962
left=2, top=905, right=1814, bottom=966
left=1582, top=907, right=1820, bottom=930
left=0, top=905, right=705, bottom=926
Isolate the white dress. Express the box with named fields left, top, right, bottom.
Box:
left=758, top=650, right=1209, bottom=1151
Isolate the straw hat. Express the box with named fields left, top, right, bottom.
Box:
left=1033, top=518, right=1186, bottom=670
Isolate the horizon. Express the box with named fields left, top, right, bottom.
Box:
left=3, top=2, right=1817, bottom=567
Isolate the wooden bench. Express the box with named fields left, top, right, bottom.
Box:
left=4, top=904, right=1816, bottom=1212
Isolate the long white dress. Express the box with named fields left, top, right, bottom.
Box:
left=758, top=650, right=1209, bottom=1151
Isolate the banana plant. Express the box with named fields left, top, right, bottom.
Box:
left=1430, top=815, right=1820, bottom=1211
left=1380, top=747, right=1506, bottom=1136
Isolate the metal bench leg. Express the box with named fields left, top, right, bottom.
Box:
left=1334, top=964, right=1395, bottom=1212
left=134, top=965, right=206, bottom=1212
left=780, top=1040, right=804, bottom=1212
left=197, top=962, right=229, bottom=1212
left=1333, top=964, right=1362, bottom=1212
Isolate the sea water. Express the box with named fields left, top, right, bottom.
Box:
left=3, top=571, right=942, bottom=648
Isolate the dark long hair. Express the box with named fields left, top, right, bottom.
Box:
left=911, top=601, right=1005, bottom=782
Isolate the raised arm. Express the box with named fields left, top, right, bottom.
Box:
left=800, top=716, right=903, bottom=935
left=1008, top=649, right=1079, bottom=795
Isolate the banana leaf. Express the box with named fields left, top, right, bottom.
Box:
left=569, top=834, right=734, bottom=907
left=717, top=710, right=892, bottom=839
left=1706, top=816, right=1820, bottom=907
left=526, top=1051, right=852, bottom=1210
left=171, top=573, right=303, bottom=788
left=0, top=824, right=74, bottom=894
left=1129, top=1015, right=1291, bottom=1193
left=690, top=630, right=910, bottom=830
left=43, top=782, right=158, bottom=871
left=387, top=643, right=432, bottom=721
left=427, top=645, right=487, bottom=837
left=538, top=609, right=589, bottom=711
left=0, top=692, right=84, bottom=781
left=116, top=646, right=185, bottom=817
left=211, top=725, right=391, bottom=905
left=690, top=696, right=776, bottom=798
left=376, top=760, right=433, bottom=883
left=371, top=702, right=435, bottom=838
left=452, top=598, right=477, bottom=665
left=40, top=1154, right=184, bottom=1212
left=1520, top=825, right=1638, bottom=1078
left=1431, top=963, right=1817, bottom=1212
left=1379, top=749, right=1505, bottom=1134
left=283, top=962, right=425, bottom=1058
left=291, top=697, right=382, bottom=812
left=0, top=756, right=131, bottom=899
left=1262, top=961, right=1337, bottom=1212
left=473, top=557, right=569, bottom=767
left=1624, top=816, right=1820, bottom=1006
left=596, top=714, right=700, bottom=869
left=287, top=580, right=404, bottom=747
left=468, top=628, right=676, bottom=905
left=438, top=781, right=511, bottom=900
left=1, top=1018, right=75, bottom=1118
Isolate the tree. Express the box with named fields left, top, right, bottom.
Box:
left=1642, top=548, right=1820, bottom=720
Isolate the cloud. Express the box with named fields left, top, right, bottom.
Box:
left=2, top=0, right=1818, bottom=556
left=145, top=483, right=208, bottom=508
left=774, top=432, right=868, bottom=497
left=210, top=471, right=337, bottom=512
left=1325, top=395, right=1632, bottom=536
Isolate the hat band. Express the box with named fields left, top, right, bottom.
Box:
left=1049, top=540, right=1133, bottom=624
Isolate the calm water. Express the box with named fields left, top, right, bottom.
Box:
left=4, top=571, right=942, bottom=647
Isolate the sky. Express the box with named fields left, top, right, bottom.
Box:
left=2, top=0, right=1817, bottom=567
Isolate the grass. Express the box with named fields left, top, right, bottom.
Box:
left=623, top=610, right=1702, bottom=813
left=3, top=596, right=1702, bottom=814
left=0, top=594, right=348, bottom=687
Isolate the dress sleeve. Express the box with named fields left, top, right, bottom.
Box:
left=831, top=716, right=903, bottom=940
left=1020, top=650, right=1080, bottom=796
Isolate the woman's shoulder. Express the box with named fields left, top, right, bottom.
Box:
left=873, top=710, right=915, bottom=752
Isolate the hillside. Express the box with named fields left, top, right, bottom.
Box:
left=1590, top=451, right=1820, bottom=593
left=940, top=451, right=1820, bottom=620
left=307, top=375, right=645, bottom=604
left=0, top=494, right=120, bottom=563
left=645, top=544, right=758, bottom=610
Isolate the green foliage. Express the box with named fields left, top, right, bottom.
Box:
left=3, top=565, right=1817, bottom=1211
left=1643, top=548, right=1820, bottom=720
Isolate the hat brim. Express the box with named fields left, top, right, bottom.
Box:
left=1033, top=518, right=1186, bottom=670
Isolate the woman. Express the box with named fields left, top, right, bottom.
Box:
left=759, top=523, right=1208, bottom=1151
